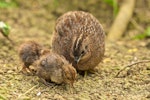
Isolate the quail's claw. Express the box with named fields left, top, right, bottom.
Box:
left=19, top=65, right=34, bottom=76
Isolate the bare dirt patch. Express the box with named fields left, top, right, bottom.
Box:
left=0, top=0, right=150, bottom=100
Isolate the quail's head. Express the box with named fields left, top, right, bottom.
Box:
left=70, top=35, right=91, bottom=65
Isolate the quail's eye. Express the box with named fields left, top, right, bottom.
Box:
left=81, top=51, right=85, bottom=54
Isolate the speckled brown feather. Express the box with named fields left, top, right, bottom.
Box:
left=52, top=11, right=105, bottom=71
left=36, top=51, right=77, bottom=85
left=18, top=41, right=43, bottom=73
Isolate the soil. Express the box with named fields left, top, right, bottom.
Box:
left=0, top=0, right=150, bottom=100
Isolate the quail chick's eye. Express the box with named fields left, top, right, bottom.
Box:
left=41, top=60, right=46, bottom=66
left=85, top=45, right=88, bottom=49
left=67, top=77, right=70, bottom=80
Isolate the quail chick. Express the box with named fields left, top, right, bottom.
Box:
left=18, top=41, right=45, bottom=74
left=52, top=11, right=105, bottom=72
left=36, top=51, right=77, bottom=87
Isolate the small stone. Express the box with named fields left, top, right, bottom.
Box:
left=37, top=92, right=41, bottom=96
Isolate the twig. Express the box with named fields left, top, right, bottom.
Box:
left=5, top=36, right=15, bottom=45
left=115, top=60, right=150, bottom=77
left=130, top=19, right=145, bottom=33
left=18, top=84, right=39, bottom=98
left=0, top=31, right=15, bottom=45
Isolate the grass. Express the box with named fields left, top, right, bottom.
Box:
left=0, top=0, right=18, bottom=8
left=103, top=0, right=119, bottom=17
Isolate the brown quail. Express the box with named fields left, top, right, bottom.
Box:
left=36, top=51, right=77, bottom=86
left=52, top=11, right=105, bottom=72
left=18, top=41, right=48, bottom=74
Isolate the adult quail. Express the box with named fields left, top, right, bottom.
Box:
left=36, top=51, right=77, bottom=86
left=18, top=41, right=49, bottom=74
left=52, top=11, right=105, bottom=72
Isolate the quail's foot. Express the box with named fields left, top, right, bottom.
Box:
left=19, top=66, right=31, bottom=75
left=39, top=78, right=53, bottom=86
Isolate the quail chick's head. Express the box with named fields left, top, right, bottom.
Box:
left=36, top=51, right=77, bottom=86
left=61, top=63, right=77, bottom=86
left=18, top=41, right=43, bottom=73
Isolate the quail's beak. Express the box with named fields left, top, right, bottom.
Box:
left=74, top=56, right=80, bottom=64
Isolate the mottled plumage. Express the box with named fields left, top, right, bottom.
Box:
left=36, top=51, right=77, bottom=86
left=18, top=41, right=48, bottom=74
left=52, top=11, right=105, bottom=71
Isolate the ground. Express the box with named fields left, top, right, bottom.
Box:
left=0, top=0, right=150, bottom=100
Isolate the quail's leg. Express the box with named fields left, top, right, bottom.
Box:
left=19, top=64, right=32, bottom=75
left=84, top=71, right=88, bottom=77
left=39, top=78, right=52, bottom=86
left=19, top=65, right=28, bottom=74
left=26, top=67, right=36, bottom=75
left=88, top=69, right=96, bottom=74
left=84, top=69, right=96, bottom=77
